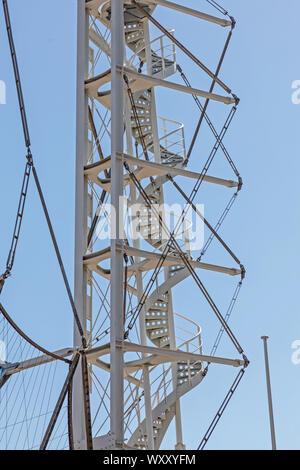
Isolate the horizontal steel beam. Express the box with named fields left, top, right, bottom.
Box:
left=85, top=68, right=235, bottom=106
left=86, top=341, right=245, bottom=369
left=86, top=0, right=231, bottom=29
left=141, top=0, right=232, bottom=27
left=120, top=153, right=238, bottom=187
left=83, top=245, right=241, bottom=277
left=124, top=341, right=245, bottom=371
left=86, top=343, right=111, bottom=359
left=120, top=67, right=235, bottom=104
left=4, top=348, right=74, bottom=377
left=84, top=153, right=238, bottom=189
left=124, top=246, right=241, bottom=276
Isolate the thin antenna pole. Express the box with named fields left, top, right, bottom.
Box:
left=261, top=336, right=277, bottom=450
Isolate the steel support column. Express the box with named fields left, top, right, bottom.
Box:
left=73, top=0, right=89, bottom=450
left=110, top=0, right=125, bottom=448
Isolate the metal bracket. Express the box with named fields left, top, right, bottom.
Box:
left=0, top=362, right=19, bottom=389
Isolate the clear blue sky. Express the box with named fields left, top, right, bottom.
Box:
left=0, top=0, right=300, bottom=450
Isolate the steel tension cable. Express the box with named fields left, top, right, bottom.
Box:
left=124, top=163, right=246, bottom=358
left=2, top=0, right=86, bottom=346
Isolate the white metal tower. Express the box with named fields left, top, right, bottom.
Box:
left=71, top=0, right=247, bottom=450
left=0, top=0, right=249, bottom=451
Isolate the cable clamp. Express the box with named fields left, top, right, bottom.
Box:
left=26, top=148, right=33, bottom=165
left=230, top=17, right=236, bottom=30
left=138, top=60, right=144, bottom=74
left=81, top=336, right=88, bottom=349
left=0, top=269, right=11, bottom=282
left=232, top=94, right=240, bottom=106
left=242, top=354, right=250, bottom=368
left=123, top=74, right=129, bottom=86
left=240, top=265, right=246, bottom=280
left=202, top=365, right=209, bottom=377
left=237, top=176, right=243, bottom=192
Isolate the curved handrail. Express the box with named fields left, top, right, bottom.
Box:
left=128, top=29, right=175, bottom=67
left=128, top=364, right=205, bottom=448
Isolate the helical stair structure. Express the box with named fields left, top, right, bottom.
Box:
left=0, top=0, right=248, bottom=451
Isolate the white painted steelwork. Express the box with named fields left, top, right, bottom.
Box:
left=0, top=0, right=246, bottom=451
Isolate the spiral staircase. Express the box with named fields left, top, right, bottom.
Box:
left=89, top=0, right=204, bottom=449
left=84, top=0, right=242, bottom=450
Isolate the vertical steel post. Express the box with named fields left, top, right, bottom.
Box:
left=73, top=0, right=88, bottom=450
left=110, top=0, right=125, bottom=448
left=261, top=336, right=277, bottom=450
left=143, top=19, right=184, bottom=449
left=137, top=273, right=154, bottom=450
left=125, top=86, right=154, bottom=448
